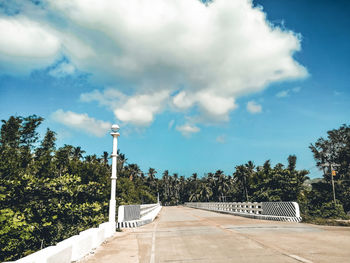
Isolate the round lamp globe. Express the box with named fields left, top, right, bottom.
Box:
left=111, top=124, right=120, bottom=132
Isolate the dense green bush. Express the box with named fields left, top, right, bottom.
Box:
left=0, top=116, right=155, bottom=261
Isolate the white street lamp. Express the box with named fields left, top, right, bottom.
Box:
left=109, top=124, right=120, bottom=231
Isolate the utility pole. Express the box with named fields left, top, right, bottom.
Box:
left=321, top=163, right=340, bottom=205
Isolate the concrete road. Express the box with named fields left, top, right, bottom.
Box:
left=81, top=206, right=350, bottom=263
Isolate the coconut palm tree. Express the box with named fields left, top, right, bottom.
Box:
left=198, top=182, right=213, bottom=202
left=234, top=165, right=250, bottom=201
left=73, top=146, right=85, bottom=161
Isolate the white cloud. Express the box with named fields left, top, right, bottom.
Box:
left=49, top=61, right=76, bottom=77
left=81, top=89, right=169, bottom=126
left=176, top=123, right=200, bottom=137
left=172, top=91, right=195, bottom=111
left=0, top=0, right=307, bottom=128
left=276, top=90, right=290, bottom=98
left=80, top=88, right=123, bottom=109
left=114, top=91, right=169, bottom=126
left=276, top=86, right=302, bottom=98
left=172, top=90, right=237, bottom=121
left=0, top=16, right=60, bottom=73
left=247, top=101, right=262, bottom=114
left=51, top=109, right=111, bottom=137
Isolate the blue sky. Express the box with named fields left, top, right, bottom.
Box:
left=0, top=0, right=349, bottom=178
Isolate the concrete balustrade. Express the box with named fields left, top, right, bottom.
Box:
left=185, top=202, right=302, bottom=222
left=12, top=222, right=115, bottom=263
left=16, top=246, right=57, bottom=263
left=64, top=233, right=92, bottom=261
left=12, top=202, right=161, bottom=262
left=118, top=203, right=162, bottom=228
left=98, top=222, right=115, bottom=239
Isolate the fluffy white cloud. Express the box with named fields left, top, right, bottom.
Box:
left=172, top=90, right=237, bottom=121
left=0, top=16, right=60, bottom=73
left=114, top=91, right=169, bottom=126
left=51, top=109, right=111, bottom=137
left=81, top=89, right=169, bottom=126
left=176, top=123, right=200, bottom=137
left=247, top=101, right=262, bottom=114
left=0, top=0, right=307, bottom=130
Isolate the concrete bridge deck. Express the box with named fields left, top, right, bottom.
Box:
left=81, top=206, right=350, bottom=263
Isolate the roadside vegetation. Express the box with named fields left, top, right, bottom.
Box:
left=0, top=115, right=349, bottom=261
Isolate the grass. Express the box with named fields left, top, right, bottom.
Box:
left=302, top=216, right=350, bottom=226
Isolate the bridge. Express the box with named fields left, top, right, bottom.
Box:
left=81, top=205, right=349, bottom=263
left=11, top=203, right=350, bottom=263
left=10, top=129, right=350, bottom=263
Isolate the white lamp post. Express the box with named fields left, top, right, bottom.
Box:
left=109, top=124, right=120, bottom=230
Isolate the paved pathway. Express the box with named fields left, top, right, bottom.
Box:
left=81, top=206, right=350, bottom=263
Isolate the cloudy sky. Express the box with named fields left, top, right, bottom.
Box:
left=1, top=0, right=349, bottom=178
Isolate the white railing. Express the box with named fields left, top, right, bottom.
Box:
left=185, top=202, right=302, bottom=222
left=11, top=203, right=162, bottom=262
left=118, top=203, right=162, bottom=228
left=13, top=222, right=115, bottom=263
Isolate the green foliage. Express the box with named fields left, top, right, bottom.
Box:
left=308, top=124, right=350, bottom=216
left=1, top=115, right=349, bottom=261
left=310, top=124, right=350, bottom=181
left=0, top=115, right=155, bottom=261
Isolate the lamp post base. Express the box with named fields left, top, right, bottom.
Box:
left=109, top=199, right=116, bottom=227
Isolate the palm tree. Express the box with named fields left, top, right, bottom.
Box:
left=172, top=173, right=180, bottom=204
left=198, top=182, right=213, bottom=202
left=55, top=144, right=73, bottom=176
left=117, top=150, right=127, bottom=174
left=191, top=173, right=198, bottom=181
left=102, top=151, right=109, bottom=165
left=127, top=163, right=141, bottom=181
left=73, top=146, right=85, bottom=160
left=215, top=170, right=229, bottom=202
left=146, top=167, right=158, bottom=195
left=234, top=165, right=250, bottom=201
left=148, top=168, right=157, bottom=181
left=162, top=170, right=170, bottom=204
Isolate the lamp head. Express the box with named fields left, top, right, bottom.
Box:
left=111, top=124, right=120, bottom=132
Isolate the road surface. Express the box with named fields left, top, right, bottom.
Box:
left=81, top=206, right=350, bottom=263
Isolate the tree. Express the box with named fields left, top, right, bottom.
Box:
left=0, top=115, right=157, bottom=262
left=310, top=124, right=350, bottom=181
left=102, top=151, right=109, bottom=165
left=19, top=115, right=44, bottom=169
left=310, top=124, right=350, bottom=213
left=34, top=129, right=56, bottom=178
left=55, top=145, right=73, bottom=176
left=198, top=182, right=213, bottom=202
left=0, top=116, right=22, bottom=149
left=234, top=165, right=250, bottom=201
left=148, top=168, right=157, bottom=181
left=72, top=146, right=85, bottom=161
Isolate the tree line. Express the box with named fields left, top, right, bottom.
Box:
left=0, top=115, right=349, bottom=261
